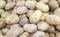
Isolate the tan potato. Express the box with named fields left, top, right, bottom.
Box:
left=58, top=0, right=60, bottom=4
left=0, top=9, right=5, bottom=15
left=1, top=12, right=10, bottom=18
left=0, top=1, right=6, bottom=9
left=36, top=2, right=49, bottom=12
left=40, top=0, right=49, bottom=3
left=46, top=15, right=60, bottom=25
left=56, top=25, right=60, bottom=31
left=27, top=10, right=34, bottom=17
left=29, top=10, right=42, bottom=23
left=37, top=21, right=49, bottom=31
left=49, top=33, right=55, bottom=37
left=19, top=15, right=29, bottom=26
left=16, top=6, right=27, bottom=15
left=48, top=0, right=59, bottom=11
left=5, top=14, right=19, bottom=24
left=54, top=8, right=60, bottom=17
left=31, top=31, right=45, bottom=37
left=18, top=32, right=30, bottom=37
left=5, top=2, right=15, bottom=10
left=16, top=1, right=25, bottom=7
left=46, top=26, right=55, bottom=32
left=25, top=0, right=36, bottom=9
left=6, top=24, right=24, bottom=37
left=23, top=24, right=37, bottom=33
left=56, top=32, right=60, bottom=37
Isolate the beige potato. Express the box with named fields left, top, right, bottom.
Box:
left=25, top=0, right=36, bottom=9
left=40, top=13, right=49, bottom=20
left=46, top=26, right=55, bottom=32
left=5, top=2, right=15, bottom=10
left=0, top=18, right=6, bottom=29
left=29, top=10, right=42, bottom=23
left=46, top=15, right=60, bottom=25
left=48, top=0, right=59, bottom=11
left=40, top=0, right=49, bottom=3
left=16, top=6, right=27, bottom=15
left=18, top=32, right=30, bottom=37
left=49, top=33, right=55, bottom=37
left=1, top=12, right=10, bottom=18
left=5, top=14, right=19, bottom=24
left=56, top=32, right=60, bottom=37
left=56, top=25, right=60, bottom=31
left=1, top=28, right=9, bottom=35
left=0, top=1, right=6, bottom=9
left=16, top=1, right=25, bottom=7
left=23, top=24, right=37, bottom=33
left=54, top=8, right=60, bottom=17
left=31, top=31, right=45, bottom=37
left=58, top=0, right=60, bottom=4
left=0, top=9, right=5, bottom=15
left=36, top=2, right=49, bottom=12
left=19, top=15, right=29, bottom=26
left=37, top=21, right=49, bottom=31
left=6, top=24, right=24, bottom=37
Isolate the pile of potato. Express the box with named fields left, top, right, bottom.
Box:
left=0, top=0, right=60, bottom=37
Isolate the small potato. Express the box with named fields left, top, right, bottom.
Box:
left=40, top=0, right=49, bottom=3
left=19, top=15, right=29, bottom=26
left=37, top=21, right=49, bottom=31
left=40, top=13, right=49, bottom=20
left=16, top=1, right=25, bottom=7
left=0, top=9, right=5, bottom=15
left=0, top=1, right=6, bottom=9
left=49, top=33, right=55, bottom=37
left=31, top=31, right=45, bottom=37
left=46, top=15, right=60, bottom=25
left=6, top=24, right=24, bottom=37
left=1, top=28, right=9, bottom=35
left=27, top=10, right=34, bottom=17
left=54, top=8, right=60, bottom=17
left=36, top=2, right=49, bottom=12
left=5, top=14, right=19, bottom=24
left=16, top=6, right=27, bottom=15
left=25, top=1, right=36, bottom=9
left=19, top=32, right=30, bottom=37
left=29, top=10, right=42, bottom=23
left=0, top=18, right=6, bottom=29
left=46, top=26, right=55, bottom=32
left=48, top=1, right=59, bottom=11
left=1, top=12, right=10, bottom=18
left=56, top=32, right=60, bottom=37
left=23, top=24, right=37, bottom=33
left=5, top=2, right=15, bottom=10
left=56, top=25, right=60, bottom=31
left=58, top=0, right=60, bottom=4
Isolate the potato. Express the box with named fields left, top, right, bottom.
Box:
left=46, top=26, right=55, bottom=32
left=46, top=15, right=60, bottom=25
left=16, top=6, right=27, bottom=15
left=0, top=1, right=6, bottom=9
left=27, top=10, right=34, bottom=17
left=56, top=32, right=60, bottom=37
left=23, top=24, right=37, bottom=33
left=19, top=15, right=29, bottom=26
left=31, top=31, right=45, bottom=37
left=49, top=33, right=55, bottom=37
left=0, top=9, right=5, bottom=15
left=5, top=2, right=15, bottom=10
left=18, top=32, right=30, bottom=37
left=16, top=1, right=25, bottom=7
left=54, top=8, right=60, bottom=17
left=36, top=2, right=49, bottom=12
left=40, top=0, right=49, bottom=3
left=5, top=14, right=19, bottom=24
left=37, top=21, right=49, bottom=31
left=48, top=0, right=59, bottom=11
left=6, top=24, right=24, bottom=37
left=25, top=0, right=36, bottom=9
left=29, top=10, right=42, bottom=23
left=56, top=25, right=60, bottom=31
